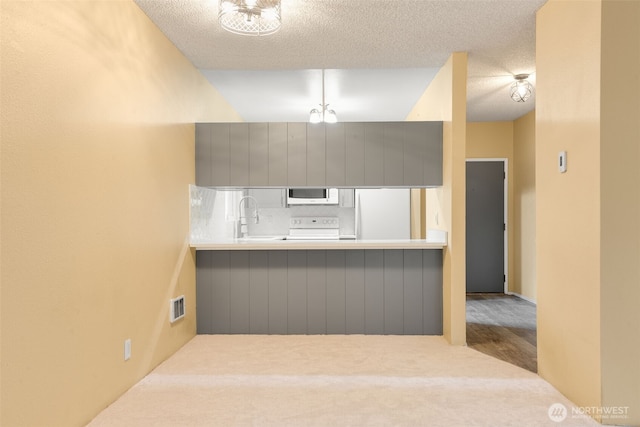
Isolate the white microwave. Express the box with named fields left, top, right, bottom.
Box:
left=287, top=188, right=339, bottom=205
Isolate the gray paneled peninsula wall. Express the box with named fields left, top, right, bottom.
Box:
left=196, top=249, right=443, bottom=335
left=196, top=121, right=443, bottom=187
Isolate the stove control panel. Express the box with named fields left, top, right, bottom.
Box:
left=289, top=217, right=340, bottom=229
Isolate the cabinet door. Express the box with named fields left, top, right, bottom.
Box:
left=345, top=122, right=365, bottom=187
left=211, top=123, right=230, bottom=186
left=403, top=121, right=426, bottom=186
left=307, top=123, right=326, bottom=186
left=195, top=123, right=212, bottom=186
left=423, top=121, right=443, bottom=186
left=229, top=123, right=249, bottom=186
left=268, top=123, right=288, bottom=186
left=364, top=123, right=384, bottom=186
left=249, top=123, right=269, bottom=186
left=383, top=122, right=404, bottom=186
left=326, top=123, right=346, bottom=186
left=287, top=122, right=307, bottom=186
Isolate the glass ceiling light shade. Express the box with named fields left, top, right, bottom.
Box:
left=510, top=74, right=533, bottom=102
left=324, top=107, right=338, bottom=124
left=309, top=108, right=323, bottom=124
left=219, top=0, right=282, bottom=36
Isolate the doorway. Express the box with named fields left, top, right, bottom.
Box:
left=465, top=159, right=506, bottom=293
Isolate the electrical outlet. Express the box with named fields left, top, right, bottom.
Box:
left=124, top=339, right=131, bottom=361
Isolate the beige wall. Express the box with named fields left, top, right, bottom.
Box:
left=407, top=52, right=467, bottom=345
left=600, top=0, right=640, bottom=422
left=466, top=122, right=515, bottom=295
left=0, top=1, right=240, bottom=426
left=537, top=0, right=603, bottom=414
left=513, top=111, right=536, bottom=301
left=537, top=0, right=640, bottom=424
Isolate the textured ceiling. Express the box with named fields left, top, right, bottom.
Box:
left=134, top=0, right=546, bottom=122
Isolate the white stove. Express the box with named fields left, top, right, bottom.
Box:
left=287, top=217, right=340, bottom=240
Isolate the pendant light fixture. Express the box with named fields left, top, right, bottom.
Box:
left=510, top=74, right=533, bottom=102
left=309, top=70, right=338, bottom=124
left=219, top=0, right=282, bottom=36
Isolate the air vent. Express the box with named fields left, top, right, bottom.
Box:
left=170, top=295, right=185, bottom=323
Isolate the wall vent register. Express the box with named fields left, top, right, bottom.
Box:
left=170, top=295, right=185, bottom=323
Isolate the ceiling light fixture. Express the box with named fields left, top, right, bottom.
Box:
left=510, top=74, right=533, bottom=102
left=219, top=0, right=281, bottom=36
left=309, top=70, right=338, bottom=124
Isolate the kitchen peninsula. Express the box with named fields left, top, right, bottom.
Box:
left=193, top=121, right=445, bottom=336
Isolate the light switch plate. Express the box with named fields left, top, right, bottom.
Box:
left=559, top=151, right=567, bottom=173
left=124, top=339, right=131, bottom=361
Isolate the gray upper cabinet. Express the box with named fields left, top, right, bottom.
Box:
left=249, top=123, right=269, bottom=186
left=383, top=122, right=404, bottom=186
left=326, top=123, right=346, bottom=187
left=421, top=121, right=443, bottom=186
left=229, top=123, right=249, bottom=186
left=211, top=123, right=230, bottom=186
left=268, top=123, right=288, bottom=186
left=345, top=123, right=365, bottom=186
left=195, top=121, right=442, bottom=188
left=195, top=123, right=212, bottom=187
left=364, top=123, right=384, bottom=186
left=287, top=123, right=307, bottom=186
left=307, top=124, right=326, bottom=186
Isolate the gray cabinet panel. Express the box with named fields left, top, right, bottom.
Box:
left=287, top=123, right=307, bottom=186
left=195, top=124, right=212, bottom=186
left=364, top=123, right=384, bottom=186
left=195, top=251, right=213, bottom=333
left=211, top=124, right=230, bottom=186
left=249, top=123, right=269, bottom=186
left=307, top=251, right=327, bottom=334
left=403, top=122, right=426, bottom=186
left=268, top=251, right=288, bottom=334
left=196, top=249, right=443, bottom=335
left=364, top=250, right=384, bottom=334
left=229, top=124, right=249, bottom=186
left=249, top=251, right=269, bottom=334
left=424, top=121, right=443, bottom=186
left=326, top=250, right=346, bottom=333
left=384, top=250, right=404, bottom=334
left=384, top=123, right=404, bottom=186
left=198, top=121, right=442, bottom=187
left=287, top=251, right=307, bottom=334
left=345, top=123, right=366, bottom=186
left=307, top=124, right=326, bottom=186
left=423, top=250, right=443, bottom=334
left=211, top=251, right=230, bottom=333
left=345, top=250, right=365, bottom=334
left=403, top=250, right=423, bottom=334
left=326, top=123, right=346, bottom=186
left=268, top=123, right=288, bottom=186
left=229, top=251, right=250, bottom=333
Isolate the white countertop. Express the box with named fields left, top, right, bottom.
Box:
left=191, top=236, right=446, bottom=251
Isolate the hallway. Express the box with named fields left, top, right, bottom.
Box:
left=466, top=293, right=537, bottom=373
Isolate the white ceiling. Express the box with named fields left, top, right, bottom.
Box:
left=134, top=0, right=545, bottom=122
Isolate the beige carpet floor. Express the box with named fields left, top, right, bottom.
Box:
left=88, top=335, right=601, bottom=427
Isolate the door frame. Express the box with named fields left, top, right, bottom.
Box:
left=465, top=158, right=508, bottom=293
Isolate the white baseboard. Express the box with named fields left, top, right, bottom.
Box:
left=506, top=291, right=536, bottom=305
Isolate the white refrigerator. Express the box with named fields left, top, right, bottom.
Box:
left=355, top=189, right=411, bottom=239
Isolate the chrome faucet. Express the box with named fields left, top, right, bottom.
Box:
left=237, top=195, right=260, bottom=238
